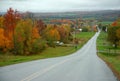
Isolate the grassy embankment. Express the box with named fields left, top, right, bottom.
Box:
left=97, top=32, right=120, bottom=80
left=0, top=32, right=95, bottom=66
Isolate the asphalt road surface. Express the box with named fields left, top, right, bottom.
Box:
left=0, top=32, right=117, bottom=81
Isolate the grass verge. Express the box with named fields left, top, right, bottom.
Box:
left=98, top=21, right=112, bottom=25
left=0, top=32, right=95, bottom=66
left=97, top=31, right=120, bottom=80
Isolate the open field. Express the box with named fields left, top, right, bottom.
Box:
left=98, top=21, right=112, bottom=25
left=0, top=32, right=95, bottom=66
left=97, top=32, right=120, bottom=80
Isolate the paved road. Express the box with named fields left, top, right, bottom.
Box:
left=0, top=32, right=117, bottom=81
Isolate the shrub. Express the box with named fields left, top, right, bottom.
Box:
left=32, top=39, right=46, bottom=53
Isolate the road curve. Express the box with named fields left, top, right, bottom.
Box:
left=0, top=32, right=117, bottom=81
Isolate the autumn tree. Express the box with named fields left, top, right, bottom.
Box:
left=0, top=28, right=11, bottom=52
left=0, top=28, right=5, bottom=49
left=36, top=19, right=46, bottom=35
left=0, top=15, right=15, bottom=51
left=62, top=24, right=72, bottom=43
left=15, top=19, right=46, bottom=55
left=31, top=27, right=46, bottom=53
left=15, top=19, right=32, bottom=55
left=44, top=24, right=60, bottom=47
left=32, top=27, right=40, bottom=41
left=4, top=8, right=20, bottom=39
left=116, top=28, right=120, bottom=39
left=57, top=24, right=72, bottom=43
left=49, top=26, right=60, bottom=41
left=0, top=16, right=4, bottom=28
left=107, top=20, right=120, bottom=48
left=4, top=8, right=21, bottom=51
left=57, top=26, right=66, bottom=42
left=93, top=25, right=98, bottom=32
left=116, top=19, right=120, bottom=45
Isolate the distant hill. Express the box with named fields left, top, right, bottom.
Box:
left=1, top=10, right=120, bottom=21
left=33, top=10, right=120, bottom=21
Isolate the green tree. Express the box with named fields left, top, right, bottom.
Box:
left=107, top=21, right=120, bottom=48
left=31, top=39, right=46, bottom=53
left=82, top=27, right=89, bottom=32
left=15, top=19, right=32, bottom=55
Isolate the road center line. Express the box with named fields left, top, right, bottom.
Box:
left=21, top=34, right=98, bottom=81
left=21, top=58, right=71, bottom=81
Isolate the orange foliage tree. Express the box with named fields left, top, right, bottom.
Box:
left=3, top=8, right=21, bottom=50
left=44, top=24, right=60, bottom=47
left=49, top=28, right=60, bottom=41
left=32, top=27, right=40, bottom=40
left=0, top=28, right=11, bottom=51
left=4, top=8, right=21, bottom=39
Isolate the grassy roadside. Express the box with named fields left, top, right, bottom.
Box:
left=0, top=32, right=95, bottom=66
left=97, top=31, right=120, bottom=80
left=98, top=21, right=112, bottom=25
left=0, top=47, right=75, bottom=66
left=76, top=32, right=95, bottom=49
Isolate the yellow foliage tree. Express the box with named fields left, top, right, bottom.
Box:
left=49, top=28, right=60, bottom=41
left=32, top=27, right=40, bottom=40
left=0, top=16, right=4, bottom=28
left=0, top=28, right=5, bottom=48
left=0, top=28, right=12, bottom=51
left=44, top=24, right=60, bottom=47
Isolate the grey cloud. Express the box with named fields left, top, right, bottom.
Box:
left=0, top=0, right=120, bottom=12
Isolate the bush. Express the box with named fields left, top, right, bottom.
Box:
left=32, top=39, right=46, bottom=53
left=82, top=27, right=89, bottom=32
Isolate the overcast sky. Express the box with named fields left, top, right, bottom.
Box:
left=0, top=0, right=120, bottom=12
